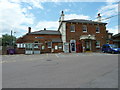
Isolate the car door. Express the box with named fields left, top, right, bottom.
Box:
left=106, top=45, right=111, bottom=52
left=102, top=45, right=106, bottom=52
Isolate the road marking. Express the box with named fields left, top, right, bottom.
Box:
left=55, top=54, right=59, bottom=58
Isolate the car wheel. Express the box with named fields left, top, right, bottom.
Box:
left=102, top=50, right=105, bottom=53
left=111, top=51, right=115, bottom=54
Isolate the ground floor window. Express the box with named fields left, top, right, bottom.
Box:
left=42, top=45, right=45, bottom=50
left=96, top=41, right=100, bottom=48
left=55, top=45, right=58, bottom=50
left=58, top=45, right=62, bottom=49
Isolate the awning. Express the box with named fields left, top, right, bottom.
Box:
left=80, top=35, right=96, bottom=40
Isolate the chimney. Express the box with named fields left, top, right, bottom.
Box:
left=61, top=11, right=64, bottom=21
left=59, top=10, right=64, bottom=25
left=97, top=13, right=101, bottom=22
left=28, top=27, right=31, bottom=33
left=44, top=28, right=46, bottom=30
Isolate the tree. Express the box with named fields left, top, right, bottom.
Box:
left=2, top=34, right=16, bottom=46
left=0, top=38, right=2, bottom=46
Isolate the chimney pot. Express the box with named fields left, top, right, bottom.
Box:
left=28, top=27, right=31, bottom=33
left=44, top=28, right=46, bottom=30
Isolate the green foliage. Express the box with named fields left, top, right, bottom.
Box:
left=2, top=34, right=16, bottom=46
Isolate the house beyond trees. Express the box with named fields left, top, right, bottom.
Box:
left=16, top=11, right=111, bottom=54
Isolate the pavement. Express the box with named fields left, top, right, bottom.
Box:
left=2, top=53, right=118, bottom=88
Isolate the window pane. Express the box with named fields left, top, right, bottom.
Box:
left=48, top=42, right=51, bottom=48
left=70, top=25, right=75, bottom=32
left=55, top=46, right=58, bottom=50
left=83, top=25, right=87, bottom=32
left=96, top=41, right=100, bottom=48
left=96, top=26, right=100, bottom=32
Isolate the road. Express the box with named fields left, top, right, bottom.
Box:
left=2, top=53, right=118, bottom=88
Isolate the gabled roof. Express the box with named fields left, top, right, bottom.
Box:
left=62, top=19, right=107, bottom=24
left=29, top=30, right=61, bottom=35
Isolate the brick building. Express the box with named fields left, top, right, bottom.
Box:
left=16, top=11, right=110, bottom=54
left=58, top=11, right=108, bottom=53
left=112, top=33, right=120, bottom=48
left=16, top=28, right=63, bottom=54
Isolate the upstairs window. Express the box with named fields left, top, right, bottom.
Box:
left=96, top=26, right=100, bottom=33
left=70, top=25, right=75, bottom=32
left=83, top=25, right=87, bottom=32
left=48, top=42, right=52, bottom=48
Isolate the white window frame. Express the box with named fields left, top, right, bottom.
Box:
left=83, top=25, right=87, bottom=32
left=17, top=43, right=20, bottom=48
left=96, top=26, right=100, bottom=33
left=42, top=45, right=45, bottom=50
left=70, top=25, right=75, bottom=32
left=23, top=44, right=25, bottom=48
left=55, top=45, right=58, bottom=50
left=96, top=41, right=100, bottom=48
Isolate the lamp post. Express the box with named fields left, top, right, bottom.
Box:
left=11, top=30, right=13, bottom=46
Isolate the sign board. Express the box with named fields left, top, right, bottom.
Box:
left=64, top=42, right=69, bottom=53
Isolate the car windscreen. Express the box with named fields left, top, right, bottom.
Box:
left=109, top=44, right=118, bottom=48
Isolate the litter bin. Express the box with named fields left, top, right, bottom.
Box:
left=8, top=49, right=15, bottom=55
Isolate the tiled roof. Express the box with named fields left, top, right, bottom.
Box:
left=30, top=30, right=61, bottom=35
left=62, top=19, right=107, bottom=24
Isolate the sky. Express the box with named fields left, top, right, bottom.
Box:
left=0, top=0, right=119, bottom=38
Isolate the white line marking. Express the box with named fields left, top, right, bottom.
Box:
left=55, top=54, right=59, bottom=58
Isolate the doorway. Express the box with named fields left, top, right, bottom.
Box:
left=70, top=40, right=76, bottom=52
left=85, top=40, right=91, bottom=51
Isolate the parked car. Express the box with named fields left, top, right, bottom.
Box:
left=101, top=44, right=120, bottom=54
left=7, top=48, right=15, bottom=55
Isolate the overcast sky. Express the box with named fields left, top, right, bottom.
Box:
left=0, top=0, right=119, bottom=37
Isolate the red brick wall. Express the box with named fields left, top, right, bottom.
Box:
left=66, top=23, right=107, bottom=51
left=16, top=34, right=62, bottom=54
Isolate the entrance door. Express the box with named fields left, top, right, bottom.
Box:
left=85, top=40, right=91, bottom=51
left=70, top=40, right=76, bottom=52
left=76, top=42, right=82, bottom=53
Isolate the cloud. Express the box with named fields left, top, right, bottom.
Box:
left=0, top=0, right=35, bottom=36
left=107, top=25, right=118, bottom=35
left=97, top=1, right=118, bottom=18
left=9, top=0, right=44, bottom=9
left=64, top=9, right=71, bottom=12
left=65, top=14, right=90, bottom=20
left=0, top=0, right=45, bottom=37
left=34, top=13, right=90, bottom=31
left=35, top=21, right=59, bottom=31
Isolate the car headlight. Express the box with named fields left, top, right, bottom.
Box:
left=113, top=49, right=118, bottom=51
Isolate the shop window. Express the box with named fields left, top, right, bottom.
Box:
left=83, top=25, right=87, bottom=32
left=70, top=25, right=75, bottom=32
left=96, top=41, right=100, bottom=48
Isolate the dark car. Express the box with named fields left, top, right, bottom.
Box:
left=101, top=44, right=120, bottom=54
left=7, top=49, right=15, bottom=55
